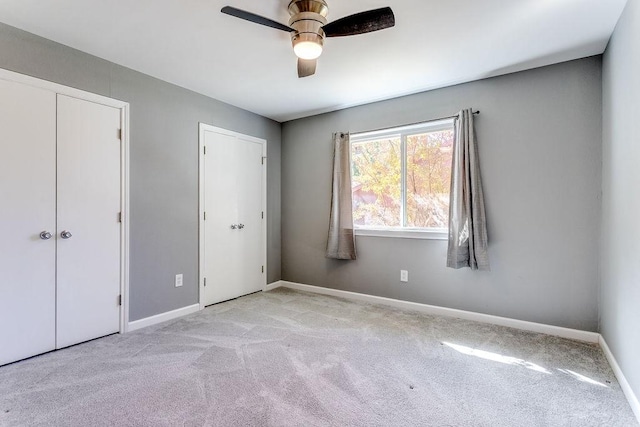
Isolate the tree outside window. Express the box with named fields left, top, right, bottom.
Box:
left=351, top=120, right=454, bottom=232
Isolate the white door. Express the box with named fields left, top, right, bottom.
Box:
left=236, top=139, right=264, bottom=297
left=56, top=95, right=121, bottom=348
left=202, top=128, right=264, bottom=305
left=0, top=80, right=57, bottom=366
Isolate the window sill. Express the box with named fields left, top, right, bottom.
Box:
left=354, top=228, right=448, bottom=240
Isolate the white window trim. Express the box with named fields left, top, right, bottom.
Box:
left=355, top=227, right=448, bottom=240
left=351, top=118, right=454, bottom=240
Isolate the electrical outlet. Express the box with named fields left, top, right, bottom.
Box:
left=175, top=274, right=183, bottom=287
left=400, top=270, right=408, bottom=282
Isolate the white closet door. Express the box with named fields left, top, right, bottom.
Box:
left=56, top=95, right=121, bottom=348
left=203, top=130, right=264, bottom=305
left=0, top=80, right=56, bottom=366
left=236, top=138, right=264, bottom=297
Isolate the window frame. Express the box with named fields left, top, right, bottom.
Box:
left=350, top=119, right=454, bottom=240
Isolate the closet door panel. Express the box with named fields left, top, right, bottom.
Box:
left=56, top=95, right=121, bottom=348
left=0, top=79, right=56, bottom=365
left=237, top=138, right=264, bottom=297
left=203, top=131, right=242, bottom=305
left=202, top=130, right=264, bottom=306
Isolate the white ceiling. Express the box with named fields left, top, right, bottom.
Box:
left=0, top=0, right=627, bottom=122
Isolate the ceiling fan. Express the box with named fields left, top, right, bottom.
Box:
left=221, top=1, right=395, bottom=78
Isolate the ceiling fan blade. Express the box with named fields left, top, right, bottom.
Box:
left=221, top=6, right=294, bottom=33
left=298, top=58, right=317, bottom=78
left=323, top=7, right=395, bottom=38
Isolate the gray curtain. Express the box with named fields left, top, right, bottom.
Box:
left=326, top=132, right=357, bottom=260
left=447, top=109, right=490, bottom=270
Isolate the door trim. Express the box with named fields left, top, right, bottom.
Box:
left=0, top=68, right=131, bottom=335
left=198, top=123, right=267, bottom=310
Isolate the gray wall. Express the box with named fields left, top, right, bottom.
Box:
left=601, top=0, right=640, bottom=405
left=282, top=57, right=602, bottom=331
left=0, top=23, right=282, bottom=321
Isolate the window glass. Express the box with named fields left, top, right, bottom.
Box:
left=350, top=121, right=454, bottom=232
left=351, top=136, right=401, bottom=227
left=405, top=129, right=453, bottom=228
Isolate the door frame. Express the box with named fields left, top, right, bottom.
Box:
left=198, top=123, right=267, bottom=310
left=0, top=68, right=131, bottom=334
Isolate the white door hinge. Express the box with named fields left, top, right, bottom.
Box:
left=117, top=129, right=122, bottom=140
left=118, top=212, right=122, bottom=223
left=204, top=277, right=207, bottom=287
left=118, top=295, right=122, bottom=306
left=261, top=265, right=264, bottom=274
left=204, top=146, right=206, bottom=155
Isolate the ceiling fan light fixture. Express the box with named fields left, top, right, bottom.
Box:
left=221, top=2, right=395, bottom=78
left=294, top=40, right=323, bottom=60
left=292, top=33, right=323, bottom=60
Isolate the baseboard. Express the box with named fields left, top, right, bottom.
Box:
left=599, top=335, right=640, bottom=423
left=127, top=303, right=200, bottom=332
left=272, top=281, right=600, bottom=343
left=264, top=280, right=284, bottom=292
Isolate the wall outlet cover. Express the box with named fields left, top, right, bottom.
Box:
left=175, top=274, right=183, bottom=287
left=400, top=270, right=408, bottom=282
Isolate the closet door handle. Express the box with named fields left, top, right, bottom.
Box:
left=39, top=231, right=52, bottom=240
left=238, top=224, right=245, bottom=229
left=230, top=224, right=238, bottom=229
left=60, top=230, right=73, bottom=239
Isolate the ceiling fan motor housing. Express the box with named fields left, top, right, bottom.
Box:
left=288, top=0, right=328, bottom=56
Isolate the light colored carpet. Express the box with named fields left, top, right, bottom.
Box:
left=0, top=288, right=636, bottom=426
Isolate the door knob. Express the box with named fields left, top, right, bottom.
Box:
left=60, top=230, right=73, bottom=239
left=39, top=231, right=52, bottom=240
left=238, top=224, right=245, bottom=229
left=230, top=224, right=238, bottom=229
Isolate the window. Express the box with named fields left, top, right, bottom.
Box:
left=350, top=119, right=454, bottom=239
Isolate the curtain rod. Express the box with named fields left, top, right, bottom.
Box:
left=351, top=110, right=480, bottom=135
